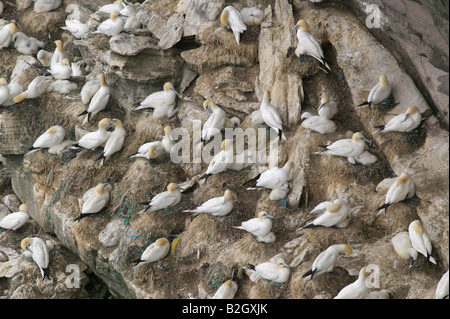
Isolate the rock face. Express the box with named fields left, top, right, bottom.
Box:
left=0, top=0, right=448, bottom=299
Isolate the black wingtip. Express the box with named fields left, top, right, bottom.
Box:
left=246, top=263, right=255, bottom=270
left=317, top=145, right=328, bottom=150
left=78, top=110, right=88, bottom=117
left=357, top=101, right=369, bottom=107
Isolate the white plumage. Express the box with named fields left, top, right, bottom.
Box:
left=50, top=40, right=65, bottom=69
left=98, top=0, right=125, bottom=14
left=133, top=82, right=178, bottom=118
left=200, top=139, right=234, bottom=181
left=374, top=106, right=422, bottom=134
left=233, top=211, right=274, bottom=242
left=37, top=49, right=53, bottom=67
left=80, top=74, right=110, bottom=126
left=435, top=270, right=449, bottom=299
left=76, top=183, right=112, bottom=220
left=334, top=267, right=371, bottom=299
left=61, top=19, right=89, bottom=39
left=212, top=280, right=238, bottom=299
left=46, top=79, right=78, bottom=94
left=136, top=238, right=170, bottom=264
left=300, top=112, right=337, bottom=134
left=102, top=118, right=126, bottom=162
left=220, top=6, right=247, bottom=45
left=120, top=4, right=142, bottom=29
left=49, top=58, right=72, bottom=80
left=409, top=220, right=437, bottom=265
left=26, top=125, right=65, bottom=155
left=0, top=78, right=10, bottom=105
left=0, top=23, right=18, bottom=49
left=201, top=99, right=226, bottom=143
left=34, top=0, right=62, bottom=13
left=240, top=7, right=264, bottom=27
left=21, top=237, right=50, bottom=279
left=184, top=190, right=233, bottom=217
left=2, top=82, right=23, bottom=106
left=249, top=258, right=290, bottom=283
left=71, top=62, right=85, bottom=77
left=253, top=160, right=294, bottom=191
left=130, top=126, right=174, bottom=160
left=12, top=32, right=44, bottom=55
left=76, top=118, right=112, bottom=150
left=317, top=96, right=338, bottom=119
left=358, top=75, right=391, bottom=107
left=145, top=183, right=182, bottom=213
left=302, top=244, right=352, bottom=280
left=0, top=204, right=29, bottom=230
left=95, top=11, right=125, bottom=37
left=353, top=150, right=377, bottom=165
left=294, top=20, right=330, bottom=71
left=364, top=290, right=392, bottom=299
left=302, top=199, right=349, bottom=229
left=376, top=172, right=414, bottom=214
left=80, top=79, right=101, bottom=105
left=391, top=231, right=418, bottom=268
left=12, top=76, right=52, bottom=103
left=259, top=90, right=286, bottom=140
left=315, top=132, right=369, bottom=164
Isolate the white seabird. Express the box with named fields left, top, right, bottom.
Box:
left=201, top=99, right=226, bottom=143
left=391, top=231, right=418, bottom=268
left=317, top=95, right=338, bottom=119
left=12, top=76, right=52, bottom=103
left=300, top=112, right=337, bottom=134
left=143, top=183, right=182, bottom=213
left=0, top=204, right=29, bottom=231
left=34, top=0, right=62, bottom=13
left=240, top=7, right=264, bottom=27
left=12, top=32, right=44, bottom=55
left=315, top=132, right=370, bottom=164
left=75, top=118, right=112, bottom=150
left=46, top=79, right=78, bottom=94
left=364, top=290, right=393, bottom=299
left=80, top=78, right=101, bottom=105
left=2, top=81, right=23, bottom=106
left=21, top=237, right=50, bottom=279
left=0, top=77, right=10, bottom=105
left=247, top=258, right=290, bottom=284
left=100, top=118, right=126, bottom=163
left=49, top=57, right=72, bottom=80
left=250, top=160, right=294, bottom=192
left=75, top=183, right=112, bottom=221
left=50, top=40, right=66, bottom=69
left=212, top=280, right=238, bottom=299
left=94, top=11, right=125, bottom=37
left=435, top=270, right=449, bottom=299
left=184, top=189, right=234, bottom=217
left=233, top=211, right=274, bottom=242
left=61, top=18, right=89, bottom=39
left=133, top=238, right=170, bottom=264
left=220, top=6, right=247, bottom=45
left=334, top=266, right=371, bottom=299
left=373, top=106, right=422, bottom=134
left=301, top=199, right=350, bottom=229
left=37, top=49, right=53, bottom=67
left=26, top=125, right=65, bottom=155
left=199, top=139, right=234, bottom=183
left=79, top=74, right=110, bottom=126
left=302, top=244, right=352, bottom=280
left=358, top=75, right=391, bottom=108
left=375, top=172, right=415, bottom=214
left=133, top=82, right=179, bottom=118
left=259, top=90, right=287, bottom=140
left=0, top=23, right=18, bottom=49
left=130, top=125, right=174, bottom=160
left=98, top=0, right=125, bottom=14
left=408, top=220, right=437, bottom=265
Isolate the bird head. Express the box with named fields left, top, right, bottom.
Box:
left=99, top=118, right=112, bottom=129
left=9, top=23, right=19, bottom=34
left=155, top=238, right=169, bottom=247
left=167, top=183, right=180, bottom=193
left=276, top=258, right=288, bottom=268
left=98, top=74, right=106, bottom=86
left=220, top=9, right=229, bottom=27
left=259, top=211, right=274, bottom=220
left=341, top=244, right=353, bottom=256
left=410, top=220, right=424, bottom=235
left=326, top=202, right=342, bottom=213
left=379, top=75, right=389, bottom=86
left=20, top=237, right=33, bottom=251
left=224, top=189, right=233, bottom=201
left=55, top=40, right=63, bottom=52
left=263, top=90, right=271, bottom=102
left=295, top=19, right=308, bottom=32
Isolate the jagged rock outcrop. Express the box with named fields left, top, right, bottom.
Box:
left=0, top=0, right=448, bottom=299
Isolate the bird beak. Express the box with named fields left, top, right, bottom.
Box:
left=293, top=25, right=299, bottom=30
left=171, top=88, right=181, bottom=98
left=403, top=114, right=410, bottom=122
left=205, top=105, right=212, bottom=115
left=318, top=103, right=325, bottom=111
left=264, top=213, right=274, bottom=219
left=105, top=122, right=115, bottom=130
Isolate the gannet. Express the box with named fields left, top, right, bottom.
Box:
left=375, top=172, right=414, bottom=214
left=260, top=90, right=287, bottom=140
left=2, top=82, right=23, bottom=106
left=334, top=267, right=371, bottom=299
left=98, top=0, right=125, bottom=14
left=233, top=211, right=274, bottom=242
left=75, top=183, right=112, bottom=221
left=130, top=125, right=174, bottom=159
left=80, top=79, right=101, bottom=105
left=408, top=220, right=437, bottom=265
left=250, top=160, right=294, bottom=191
left=61, top=19, right=89, bottom=39
left=183, top=189, right=234, bottom=217
left=373, top=106, right=422, bottom=134
left=144, top=183, right=182, bottom=212
left=317, top=96, right=338, bottom=119
left=133, top=82, right=178, bottom=118
left=0, top=204, right=29, bottom=230
left=95, top=11, right=125, bottom=37
left=302, top=244, right=352, bottom=280
left=301, top=199, right=350, bottom=229
left=357, top=75, right=391, bottom=108
left=199, top=139, right=234, bottom=182
left=79, top=74, right=110, bottom=126
left=12, top=32, right=44, bottom=55
left=46, top=79, right=78, bottom=94
left=391, top=231, right=418, bottom=268
left=294, top=19, right=331, bottom=71
left=50, top=40, right=66, bottom=68
left=220, top=6, right=247, bottom=45
left=71, top=62, right=85, bottom=77
left=0, top=23, right=18, bottom=49
left=75, top=118, right=112, bottom=150
left=435, top=270, right=449, bottom=299
left=34, top=0, right=62, bottom=13
left=21, top=237, right=50, bottom=279
left=300, top=112, right=337, bottom=134
left=364, top=290, right=393, bottom=299
left=247, top=258, right=290, bottom=283
left=251, top=109, right=265, bottom=125
left=26, top=125, right=65, bottom=155
left=120, top=3, right=142, bottom=29
left=240, top=7, right=264, bottom=27
left=201, top=99, right=226, bottom=143
left=37, top=49, right=53, bottom=67
left=315, top=132, right=370, bottom=164
left=224, top=116, right=241, bottom=129
left=49, top=58, right=72, bottom=80
left=133, top=238, right=170, bottom=264
left=12, top=76, right=52, bottom=103
left=100, top=118, right=126, bottom=163
left=0, top=78, right=10, bottom=105
left=213, top=280, right=238, bottom=299
left=353, top=150, right=377, bottom=165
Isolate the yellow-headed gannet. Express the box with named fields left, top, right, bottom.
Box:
left=317, top=95, right=338, bottom=119
left=21, top=237, right=50, bottom=279
left=364, top=290, right=393, bottom=299
left=144, top=183, right=182, bottom=213
left=358, top=75, right=391, bottom=108
left=120, top=3, right=142, bottom=30
left=81, top=78, right=101, bottom=105
left=34, top=0, right=62, bottom=13
left=133, top=238, right=170, bottom=264
left=79, top=74, right=110, bottom=126
left=75, top=183, right=112, bottom=221
left=294, top=19, right=331, bottom=71
left=199, top=139, right=234, bottom=183
left=301, top=199, right=349, bottom=229
left=184, top=189, right=234, bottom=217
left=373, top=106, right=422, bottom=134
left=201, top=99, right=226, bottom=143
left=133, top=82, right=179, bottom=118
left=50, top=57, right=72, bottom=80
left=391, top=231, right=418, bottom=268
left=37, top=49, right=53, bottom=67
left=302, top=244, right=352, bottom=280
left=95, top=11, right=125, bottom=37
left=12, top=32, right=44, bottom=55
left=233, top=211, right=275, bottom=242
left=61, top=18, right=89, bottom=39
left=315, top=132, right=370, bottom=164
left=334, top=266, right=371, bottom=299
left=26, top=125, right=65, bottom=155
left=130, top=125, right=174, bottom=160
left=250, top=160, right=294, bottom=192
left=75, top=118, right=112, bottom=150
left=435, top=270, right=449, bottom=299
left=300, top=112, right=337, bottom=134
left=220, top=6, right=247, bottom=45
left=0, top=204, right=29, bottom=230
left=240, top=7, right=264, bottom=27
left=100, top=118, right=126, bottom=163
left=213, top=280, right=238, bottom=299
left=0, top=23, right=18, bottom=49
left=260, top=90, right=287, bottom=140
left=12, top=76, right=52, bottom=103
left=408, top=220, right=437, bottom=265
left=375, top=172, right=414, bottom=214
left=50, top=40, right=66, bottom=68
left=247, top=258, right=290, bottom=283
left=98, top=0, right=125, bottom=14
